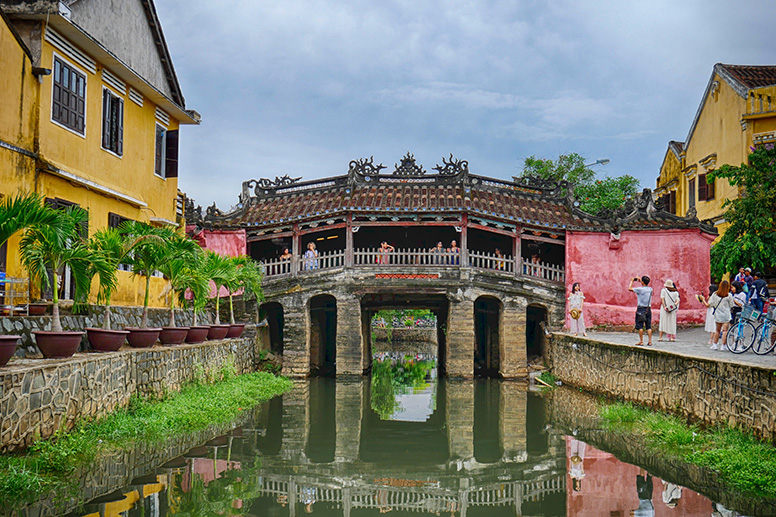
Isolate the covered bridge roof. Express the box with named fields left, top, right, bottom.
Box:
left=188, top=153, right=717, bottom=235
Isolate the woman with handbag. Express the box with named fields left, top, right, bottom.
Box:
left=658, top=279, right=680, bottom=342
left=568, top=282, right=587, bottom=336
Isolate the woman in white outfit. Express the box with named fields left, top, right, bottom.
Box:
left=706, top=281, right=736, bottom=351
left=658, top=279, right=679, bottom=342
left=568, top=282, right=587, bottom=336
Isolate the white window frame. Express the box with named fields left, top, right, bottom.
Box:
left=50, top=52, right=88, bottom=138
left=154, top=123, right=167, bottom=179
left=100, top=86, right=124, bottom=158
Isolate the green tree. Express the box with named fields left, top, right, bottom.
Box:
left=156, top=233, right=203, bottom=327
left=0, top=192, right=60, bottom=246
left=518, top=153, right=640, bottom=214
left=708, top=145, right=776, bottom=279
left=201, top=251, right=236, bottom=326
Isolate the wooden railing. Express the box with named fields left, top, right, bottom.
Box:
left=260, top=247, right=564, bottom=284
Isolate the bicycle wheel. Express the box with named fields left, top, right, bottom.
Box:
left=751, top=323, right=776, bottom=355
left=729, top=321, right=756, bottom=354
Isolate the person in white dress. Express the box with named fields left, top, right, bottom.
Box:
left=568, top=282, right=587, bottom=336
left=705, top=281, right=736, bottom=351
left=658, top=280, right=680, bottom=342
left=697, top=284, right=718, bottom=344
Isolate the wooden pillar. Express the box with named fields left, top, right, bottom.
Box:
left=291, top=223, right=300, bottom=276
left=460, top=214, right=469, bottom=267
left=336, top=294, right=364, bottom=375
left=512, top=232, right=520, bottom=276
left=345, top=214, right=354, bottom=267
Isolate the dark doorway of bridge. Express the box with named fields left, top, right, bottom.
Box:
left=302, top=228, right=346, bottom=255
left=474, top=296, right=501, bottom=377
left=255, top=395, right=283, bottom=456
left=259, top=302, right=284, bottom=355
left=526, top=304, right=547, bottom=359
left=309, top=295, right=337, bottom=376
left=355, top=225, right=460, bottom=252
left=249, top=237, right=291, bottom=263
left=474, top=378, right=503, bottom=463
left=306, top=377, right=336, bottom=463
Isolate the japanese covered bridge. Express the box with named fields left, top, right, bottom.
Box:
left=187, top=153, right=716, bottom=378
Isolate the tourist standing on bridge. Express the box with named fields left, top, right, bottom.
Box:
left=706, top=280, right=735, bottom=351
left=377, top=241, right=394, bottom=264
left=628, top=276, right=653, bottom=346
left=568, top=282, right=587, bottom=337
left=304, top=242, right=319, bottom=270
left=432, top=241, right=445, bottom=264
left=658, top=280, right=679, bottom=342
left=448, top=240, right=460, bottom=265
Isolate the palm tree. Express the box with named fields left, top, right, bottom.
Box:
left=226, top=256, right=264, bottom=324
left=176, top=249, right=211, bottom=327
left=0, top=191, right=60, bottom=246
left=19, top=206, right=111, bottom=332
left=87, top=227, right=159, bottom=329
left=157, top=233, right=202, bottom=327
left=201, top=250, right=235, bottom=326
left=118, top=221, right=175, bottom=328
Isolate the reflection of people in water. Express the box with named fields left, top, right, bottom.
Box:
left=630, top=470, right=654, bottom=517
left=662, top=480, right=681, bottom=508
left=276, top=494, right=288, bottom=507
left=377, top=489, right=392, bottom=513
left=301, top=486, right=317, bottom=513
left=568, top=438, right=586, bottom=492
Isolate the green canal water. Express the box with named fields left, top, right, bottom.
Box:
left=20, top=358, right=776, bottom=516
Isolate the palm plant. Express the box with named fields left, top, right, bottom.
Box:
left=157, top=233, right=203, bottom=327
left=201, top=250, right=235, bottom=326
left=226, top=256, right=264, bottom=324
left=0, top=191, right=60, bottom=247
left=87, top=227, right=159, bottom=329
left=119, top=221, right=175, bottom=328
left=19, top=206, right=111, bottom=332
left=176, top=249, right=211, bottom=327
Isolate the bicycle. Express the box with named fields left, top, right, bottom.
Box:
left=726, top=305, right=758, bottom=354
left=751, top=307, right=776, bottom=355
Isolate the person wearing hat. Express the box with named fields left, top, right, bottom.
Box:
left=743, top=267, right=754, bottom=300
left=567, top=282, right=587, bottom=336
left=658, top=280, right=680, bottom=342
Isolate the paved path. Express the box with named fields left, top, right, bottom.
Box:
left=557, top=326, right=776, bottom=370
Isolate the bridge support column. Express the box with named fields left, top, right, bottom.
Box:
left=446, top=380, right=474, bottom=460
left=279, top=382, right=309, bottom=462
left=500, top=382, right=527, bottom=461
left=281, top=297, right=310, bottom=377
left=446, top=296, right=474, bottom=378
left=500, top=299, right=528, bottom=378
left=335, top=379, right=364, bottom=462
left=336, top=295, right=364, bottom=375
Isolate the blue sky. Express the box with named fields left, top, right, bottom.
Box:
left=155, top=0, right=776, bottom=211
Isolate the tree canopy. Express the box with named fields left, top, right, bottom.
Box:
left=708, top=144, right=776, bottom=279
left=518, top=153, right=640, bottom=214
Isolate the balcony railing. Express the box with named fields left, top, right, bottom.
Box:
left=259, top=247, right=564, bottom=284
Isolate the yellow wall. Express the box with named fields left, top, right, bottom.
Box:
left=2, top=22, right=187, bottom=308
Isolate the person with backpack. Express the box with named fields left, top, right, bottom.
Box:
left=629, top=275, right=653, bottom=346
left=751, top=271, right=770, bottom=313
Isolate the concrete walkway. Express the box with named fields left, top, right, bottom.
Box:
left=557, top=326, right=776, bottom=370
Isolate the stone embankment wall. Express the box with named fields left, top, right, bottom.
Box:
left=0, top=326, right=260, bottom=452
left=0, top=305, right=215, bottom=357
left=371, top=328, right=437, bottom=355
left=546, top=334, right=776, bottom=443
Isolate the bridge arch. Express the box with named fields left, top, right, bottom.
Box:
left=526, top=304, right=548, bottom=359
left=259, top=302, right=284, bottom=355
left=309, top=294, right=338, bottom=376
left=474, top=295, right=502, bottom=377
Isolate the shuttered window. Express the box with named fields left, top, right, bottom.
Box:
left=154, top=124, right=166, bottom=177
left=154, top=126, right=180, bottom=179
left=52, top=56, right=86, bottom=134
left=688, top=178, right=696, bottom=209
left=101, top=88, right=124, bottom=156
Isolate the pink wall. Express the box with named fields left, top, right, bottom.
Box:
left=565, top=229, right=714, bottom=327
left=187, top=227, right=248, bottom=297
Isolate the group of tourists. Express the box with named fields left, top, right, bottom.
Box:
left=567, top=266, right=772, bottom=350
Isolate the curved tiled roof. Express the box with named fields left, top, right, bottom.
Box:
left=719, top=64, right=776, bottom=89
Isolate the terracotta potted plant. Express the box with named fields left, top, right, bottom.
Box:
left=84, top=227, right=155, bottom=352
left=0, top=335, right=21, bottom=366
left=27, top=300, right=49, bottom=316
left=157, top=233, right=202, bottom=345
left=201, top=250, right=233, bottom=340
left=120, top=222, right=175, bottom=348
left=224, top=255, right=264, bottom=338
left=20, top=206, right=111, bottom=358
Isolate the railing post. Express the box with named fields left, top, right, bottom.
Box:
left=461, top=214, right=469, bottom=267
left=512, top=234, right=519, bottom=276
left=292, top=223, right=300, bottom=276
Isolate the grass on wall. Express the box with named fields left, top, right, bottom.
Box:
left=0, top=365, right=292, bottom=508
left=600, top=401, right=776, bottom=499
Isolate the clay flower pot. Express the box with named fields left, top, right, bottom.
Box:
left=207, top=324, right=230, bottom=340
left=226, top=324, right=246, bottom=338
left=124, top=328, right=161, bottom=348
left=159, top=327, right=190, bottom=346
left=33, top=331, right=84, bottom=358
left=86, top=328, right=129, bottom=352
left=0, top=335, right=21, bottom=366
left=185, top=326, right=210, bottom=343
left=28, top=302, right=49, bottom=316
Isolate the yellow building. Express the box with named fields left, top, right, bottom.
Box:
left=0, top=1, right=199, bottom=307
left=655, top=63, right=776, bottom=240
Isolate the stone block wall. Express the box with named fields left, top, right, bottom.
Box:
left=0, top=330, right=259, bottom=452
left=0, top=305, right=215, bottom=357
left=547, top=334, right=776, bottom=443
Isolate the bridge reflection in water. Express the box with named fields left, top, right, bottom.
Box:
left=64, top=376, right=733, bottom=517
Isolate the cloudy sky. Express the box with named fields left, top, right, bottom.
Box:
left=155, top=0, right=775, bottom=211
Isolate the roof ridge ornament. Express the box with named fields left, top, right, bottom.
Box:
left=348, top=156, right=386, bottom=176
left=393, top=152, right=425, bottom=175
left=433, top=154, right=469, bottom=176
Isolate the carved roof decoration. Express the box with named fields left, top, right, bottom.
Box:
left=192, top=153, right=717, bottom=236
left=393, top=152, right=426, bottom=175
